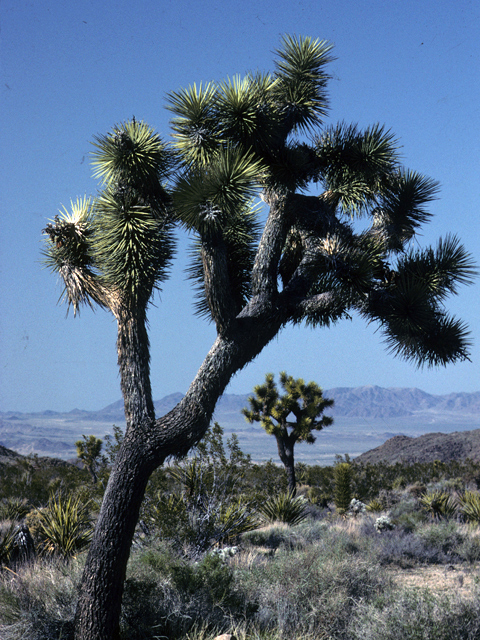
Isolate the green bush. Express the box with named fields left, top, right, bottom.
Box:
left=417, top=521, right=464, bottom=556
left=123, top=544, right=254, bottom=639
left=0, top=558, right=79, bottom=640
left=0, top=523, right=16, bottom=567
left=0, top=498, right=31, bottom=523
left=241, top=544, right=386, bottom=638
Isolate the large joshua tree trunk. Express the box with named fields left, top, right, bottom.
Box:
left=73, top=316, right=281, bottom=640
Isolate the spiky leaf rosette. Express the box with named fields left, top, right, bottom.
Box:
left=42, top=197, right=105, bottom=314
left=314, top=122, right=399, bottom=216
left=93, top=186, right=174, bottom=309
left=370, top=235, right=476, bottom=366
left=395, top=234, right=477, bottom=301
left=217, top=73, right=280, bottom=155
left=167, top=82, right=221, bottom=166
left=365, top=271, right=473, bottom=368
left=370, top=170, right=439, bottom=251
left=272, top=34, right=335, bottom=135
left=91, top=119, right=174, bottom=210
left=172, top=146, right=262, bottom=234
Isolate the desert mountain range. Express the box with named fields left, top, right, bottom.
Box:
left=1, top=386, right=479, bottom=465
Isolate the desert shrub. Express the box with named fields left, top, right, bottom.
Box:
left=394, top=510, right=427, bottom=534
left=0, top=558, right=80, bottom=640
left=417, top=521, right=464, bottom=557
left=258, top=491, right=308, bottom=526
left=392, top=475, right=407, bottom=490
left=408, top=482, right=428, bottom=498
left=374, top=529, right=454, bottom=567
left=123, top=545, right=254, bottom=639
left=148, top=490, right=257, bottom=556
left=388, top=493, right=427, bottom=532
left=0, top=523, right=16, bottom=568
left=145, top=423, right=257, bottom=556
left=242, top=523, right=301, bottom=550
left=456, top=535, right=480, bottom=564
left=240, top=545, right=386, bottom=638
left=349, top=587, right=480, bottom=640
left=306, top=485, right=330, bottom=507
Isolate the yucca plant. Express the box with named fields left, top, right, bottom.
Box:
left=0, top=523, right=16, bottom=567
left=366, top=499, right=384, bottom=513
left=419, top=491, right=457, bottom=520
left=243, top=372, right=333, bottom=494
left=36, top=493, right=93, bottom=560
left=0, top=497, right=31, bottom=522
left=216, top=501, right=259, bottom=544
left=258, top=491, right=308, bottom=526
left=457, top=490, right=480, bottom=524
left=334, top=462, right=353, bottom=515
left=44, top=35, right=476, bottom=640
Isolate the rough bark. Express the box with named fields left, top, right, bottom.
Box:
left=276, top=433, right=297, bottom=494
left=73, top=308, right=284, bottom=640
left=74, top=308, right=156, bottom=640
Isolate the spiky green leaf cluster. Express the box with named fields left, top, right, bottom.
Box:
left=243, top=371, right=333, bottom=443
left=315, top=123, right=400, bottom=216
left=93, top=186, right=174, bottom=307
left=259, top=490, right=308, bottom=525
left=36, top=493, right=93, bottom=560
left=44, top=121, right=175, bottom=315
left=42, top=197, right=104, bottom=314
left=361, top=234, right=475, bottom=367
left=272, top=34, right=334, bottom=134
left=167, top=35, right=334, bottom=183
left=173, top=146, right=262, bottom=233
left=91, top=119, right=175, bottom=197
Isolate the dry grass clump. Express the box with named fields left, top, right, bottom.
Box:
left=0, top=557, right=81, bottom=640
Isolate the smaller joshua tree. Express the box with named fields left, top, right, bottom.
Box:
left=243, top=372, right=333, bottom=493
left=75, top=434, right=104, bottom=484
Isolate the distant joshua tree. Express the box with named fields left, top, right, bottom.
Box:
left=243, top=372, right=333, bottom=493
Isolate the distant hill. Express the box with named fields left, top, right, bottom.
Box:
left=1, top=386, right=479, bottom=463
left=0, top=443, right=73, bottom=468
left=326, top=386, right=480, bottom=418
left=354, top=429, right=480, bottom=465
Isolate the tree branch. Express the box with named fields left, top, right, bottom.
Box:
left=200, top=234, right=238, bottom=334
left=251, top=191, right=292, bottom=300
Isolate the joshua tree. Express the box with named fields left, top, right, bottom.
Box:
left=75, top=435, right=104, bottom=484
left=43, top=35, right=475, bottom=640
left=243, top=372, right=333, bottom=493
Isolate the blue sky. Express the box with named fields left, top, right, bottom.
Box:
left=1, top=0, right=479, bottom=413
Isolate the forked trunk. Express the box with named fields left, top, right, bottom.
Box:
left=73, top=316, right=282, bottom=640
